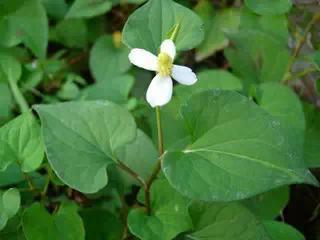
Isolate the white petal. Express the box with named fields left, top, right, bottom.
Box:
left=128, top=49, right=157, bottom=71
left=160, top=39, right=176, bottom=60
left=171, top=65, right=198, bottom=85
left=146, top=74, right=173, bottom=108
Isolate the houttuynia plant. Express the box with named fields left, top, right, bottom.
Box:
left=0, top=0, right=320, bottom=239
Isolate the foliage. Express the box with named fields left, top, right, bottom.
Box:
left=0, top=0, right=319, bottom=239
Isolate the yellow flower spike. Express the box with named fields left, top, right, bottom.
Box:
left=157, top=52, right=173, bottom=77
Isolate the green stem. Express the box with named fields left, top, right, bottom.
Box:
left=8, top=79, right=29, bottom=113
left=117, top=160, right=147, bottom=188
left=285, top=67, right=318, bottom=82
left=145, top=106, right=164, bottom=215
left=283, top=13, right=320, bottom=83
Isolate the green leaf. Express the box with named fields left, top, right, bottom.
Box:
left=256, top=83, right=305, bottom=134
left=0, top=52, right=22, bottom=83
left=0, top=215, right=25, bottom=240
left=34, top=101, right=136, bottom=193
left=66, top=0, right=112, bottom=18
left=0, top=165, right=25, bottom=187
left=245, top=0, right=292, bottom=15
left=175, top=70, right=243, bottom=99
left=225, top=30, right=290, bottom=88
left=0, top=0, right=48, bottom=58
left=128, top=179, right=192, bottom=240
left=116, top=129, right=158, bottom=186
left=242, top=187, right=289, bottom=220
left=90, top=35, right=131, bottom=81
left=0, top=112, right=44, bottom=172
left=303, top=104, right=320, bottom=168
left=57, top=81, right=80, bottom=100
left=80, top=208, right=123, bottom=240
left=0, top=188, right=20, bottom=231
left=42, top=0, right=68, bottom=20
left=81, top=74, right=134, bottom=104
left=163, top=90, right=317, bottom=202
left=263, top=221, right=305, bottom=240
left=313, top=50, right=320, bottom=71
left=196, top=8, right=240, bottom=61
left=50, top=19, right=88, bottom=48
left=0, top=82, right=13, bottom=123
left=240, top=8, right=289, bottom=45
left=186, top=202, right=271, bottom=240
left=22, top=203, right=85, bottom=240
left=122, top=0, right=204, bottom=54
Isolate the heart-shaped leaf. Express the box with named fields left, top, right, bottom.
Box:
left=163, top=90, right=317, bottom=201
left=22, top=203, right=85, bottom=240
left=34, top=101, right=136, bottom=193
left=0, top=112, right=44, bottom=172
left=0, top=0, right=48, bottom=58
left=122, top=0, right=204, bottom=54
left=0, top=188, right=20, bottom=231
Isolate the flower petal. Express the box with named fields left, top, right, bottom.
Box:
left=160, top=39, right=176, bottom=60
left=146, top=74, right=173, bottom=108
left=171, top=65, right=198, bottom=85
left=128, top=49, right=157, bottom=71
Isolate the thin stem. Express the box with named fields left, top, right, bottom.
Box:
left=9, top=79, right=29, bottom=113
left=155, top=106, right=164, bottom=155
left=292, top=13, right=320, bottom=62
left=284, top=13, right=320, bottom=83
left=145, top=106, right=164, bottom=215
left=117, top=160, right=147, bottom=188
left=22, top=172, right=37, bottom=194
left=285, top=66, right=318, bottom=82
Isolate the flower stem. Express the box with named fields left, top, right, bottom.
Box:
left=145, top=106, right=164, bottom=215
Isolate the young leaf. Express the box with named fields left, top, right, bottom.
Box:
left=34, top=101, right=136, bottom=193
left=122, top=0, right=204, bottom=54
left=0, top=0, right=48, bottom=58
left=128, top=179, right=192, bottom=240
left=186, top=202, right=271, bottom=240
left=90, top=35, right=131, bottom=82
left=245, top=0, right=292, bottom=16
left=0, top=112, right=44, bottom=172
left=163, top=90, right=317, bottom=202
left=66, top=0, right=113, bottom=18
left=263, top=221, right=305, bottom=240
left=0, top=188, right=21, bottom=231
left=22, top=203, right=85, bottom=240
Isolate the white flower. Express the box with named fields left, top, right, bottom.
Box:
left=128, top=39, right=198, bottom=107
